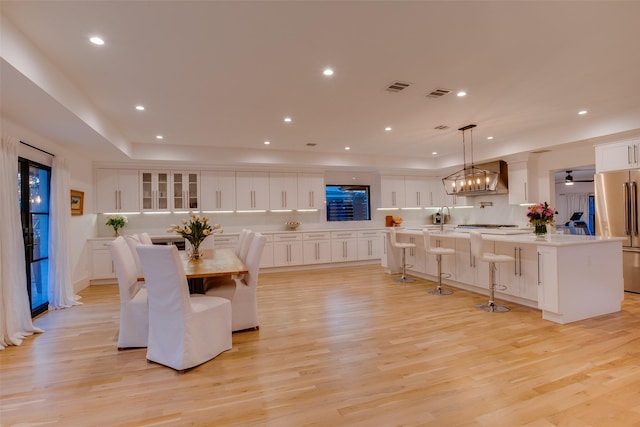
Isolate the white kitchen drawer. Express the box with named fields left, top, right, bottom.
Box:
left=330, top=231, right=357, bottom=239
left=303, top=232, right=331, bottom=240
left=273, top=233, right=303, bottom=242
left=357, top=230, right=382, bottom=238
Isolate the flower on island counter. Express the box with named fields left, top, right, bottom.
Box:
left=527, top=202, right=557, bottom=227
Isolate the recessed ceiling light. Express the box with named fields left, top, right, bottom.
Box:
left=345, top=146, right=351, bottom=150
left=264, top=140, right=270, bottom=145
left=135, top=105, right=145, bottom=111
left=284, top=117, right=292, bottom=123
left=578, top=110, right=588, bottom=115
left=432, top=151, right=438, bottom=155
left=385, top=127, right=392, bottom=132
left=487, top=136, right=494, bottom=140
left=89, top=36, right=104, bottom=45
left=457, top=91, right=467, bottom=97
left=156, top=135, right=163, bottom=140
left=323, top=68, right=334, bottom=76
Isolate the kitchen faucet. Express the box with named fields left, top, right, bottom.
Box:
left=439, top=206, right=451, bottom=232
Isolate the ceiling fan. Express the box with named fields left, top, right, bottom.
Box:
left=564, top=170, right=594, bottom=186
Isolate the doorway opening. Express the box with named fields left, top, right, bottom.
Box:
left=18, top=157, right=51, bottom=317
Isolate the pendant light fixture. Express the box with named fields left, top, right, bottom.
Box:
left=442, top=124, right=500, bottom=195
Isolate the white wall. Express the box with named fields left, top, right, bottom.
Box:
left=3, top=117, right=96, bottom=292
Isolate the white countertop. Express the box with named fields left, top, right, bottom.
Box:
left=390, top=227, right=625, bottom=247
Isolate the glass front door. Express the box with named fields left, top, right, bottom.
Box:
left=18, top=158, right=51, bottom=316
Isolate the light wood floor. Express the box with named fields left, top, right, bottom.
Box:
left=2, top=266, right=640, bottom=426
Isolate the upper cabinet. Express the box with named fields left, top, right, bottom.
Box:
left=95, top=169, right=140, bottom=213
left=200, top=171, right=236, bottom=211
left=236, top=172, right=270, bottom=210
left=297, top=173, right=325, bottom=210
left=380, top=176, right=405, bottom=208
left=269, top=172, right=298, bottom=210
left=140, top=171, right=170, bottom=212
left=404, top=176, right=431, bottom=208
left=596, top=139, right=640, bottom=172
left=508, top=160, right=537, bottom=205
left=172, top=171, right=199, bottom=211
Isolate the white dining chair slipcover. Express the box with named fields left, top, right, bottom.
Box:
left=108, top=236, right=148, bottom=349
left=124, top=234, right=144, bottom=278
left=139, top=232, right=153, bottom=245
left=205, top=232, right=266, bottom=331
left=136, top=244, right=232, bottom=371
left=238, top=230, right=255, bottom=262
left=234, top=229, right=249, bottom=256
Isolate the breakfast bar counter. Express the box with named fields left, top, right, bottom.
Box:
left=384, top=228, right=625, bottom=324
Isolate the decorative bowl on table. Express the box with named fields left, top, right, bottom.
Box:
left=285, top=221, right=300, bottom=231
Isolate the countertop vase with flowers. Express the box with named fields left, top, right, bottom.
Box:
left=105, top=215, right=128, bottom=237
left=167, top=212, right=223, bottom=261
left=527, top=202, right=556, bottom=239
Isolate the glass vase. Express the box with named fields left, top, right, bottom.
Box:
left=534, top=223, right=547, bottom=238
left=188, top=242, right=202, bottom=261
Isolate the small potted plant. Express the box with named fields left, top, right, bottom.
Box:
left=105, top=215, right=128, bottom=237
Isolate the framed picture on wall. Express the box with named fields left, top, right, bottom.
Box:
left=70, top=190, right=84, bottom=216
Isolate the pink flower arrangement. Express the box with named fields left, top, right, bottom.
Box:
left=527, top=202, right=556, bottom=226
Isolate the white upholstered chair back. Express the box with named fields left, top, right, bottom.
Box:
left=239, top=230, right=255, bottom=262
left=124, top=234, right=144, bottom=278
left=244, top=233, right=266, bottom=287
left=138, top=232, right=153, bottom=245
left=136, top=244, right=232, bottom=371
left=108, top=236, right=148, bottom=349
left=235, top=229, right=249, bottom=256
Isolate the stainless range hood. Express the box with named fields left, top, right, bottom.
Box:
left=442, top=160, right=509, bottom=196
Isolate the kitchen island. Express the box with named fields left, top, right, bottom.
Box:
left=384, top=228, right=625, bottom=324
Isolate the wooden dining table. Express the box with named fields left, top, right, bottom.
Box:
left=179, top=248, right=248, bottom=293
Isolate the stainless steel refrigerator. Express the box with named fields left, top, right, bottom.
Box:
left=595, top=169, right=640, bottom=293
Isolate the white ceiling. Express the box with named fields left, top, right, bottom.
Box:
left=2, top=1, right=640, bottom=171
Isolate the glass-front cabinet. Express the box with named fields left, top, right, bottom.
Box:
left=140, top=171, right=170, bottom=212
left=172, top=171, right=199, bottom=211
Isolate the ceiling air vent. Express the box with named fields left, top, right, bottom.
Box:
left=306, top=143, right=317, bottom=147
left=434, top=125, right=449, bottom=130
left=426, top=88, right=452, bottom=98
left=385, top=81, right=411, bottom=92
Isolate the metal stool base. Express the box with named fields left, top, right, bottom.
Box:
left=394, top=276, right=415, bottom=283
left=427, top=287, right=453, bottom=295
left=476, top=302, right=510, bottom=313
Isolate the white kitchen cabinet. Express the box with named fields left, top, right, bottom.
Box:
left=260, top=234, right=274, bottom=268
left=140, top=171, right=170, bottom=212
left=236, top=172, right=270, bottom=211
left=404, top=176, right=431, bottom=209
left=269, top=172, right=298, bottom=210
left=212, top=234, right=238, bottom=249
left=508, top=160, right=537, bottom=205
left=536, top=246, right=559, bottom=313
left=455, top=238, right=491, bottom=288
left=90, top=239, right=115, bottom=281
left=425, top=235, right=455, bottom=279
left=200, top=171, right=236, bottom=211
left=297, top=173, right=325, bottom=210
left=495, top=241, right=538, bottom=301
left=380, top=176, right=405, bottom=209
left=95, top=169, right=140, bottom=213
left=330, top=231, right=359, bottom=262
left=595, top=138, right=640, bottom=172
left=426, top=178, right=447, bottom=208
left=172, top=171, right=199, bottom=211
left=273, top=233, right=303, bottom=266
left=357, top=230, right=383, bottom=260
left=303, top=232, right=332, bottom=264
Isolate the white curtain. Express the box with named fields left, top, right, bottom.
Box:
left=48, top=156, right=82, bottom=309
left=557, top=192, right=589, bottom=224
left=0, top=135, right=43, bottom=349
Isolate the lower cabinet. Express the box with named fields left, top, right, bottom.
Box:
left=455, top=238, right=490, bottom=288
left=273, top=233, right=303, bottom=267
left=331, top=231, right=359, bottom=262
left=536, top=246, right=559, bottom=313
left=260, top=234, right=274, bottom=268
left=91, top=239, right=115, bottom=280
left=495, top=242, right=538, bottom=301
left=303, top=232, right=332, bottom=264
left=357, top=230, right=383, bottom=260
left=212, top=234, right=238, bottom=249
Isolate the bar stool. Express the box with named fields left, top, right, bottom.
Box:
left=469, top=231, right=514, bottom=312
left=389, top=228, right=416, bottom=283
left=423, top=229, right=455, bottom=295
